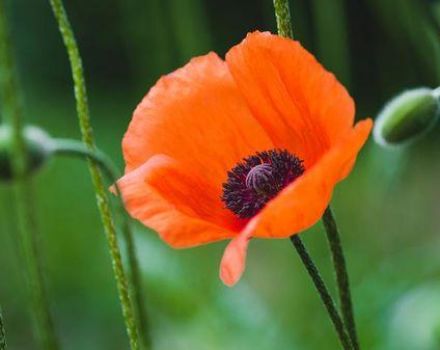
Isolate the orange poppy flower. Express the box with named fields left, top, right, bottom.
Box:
left=118, top=31, right=372, bottom=287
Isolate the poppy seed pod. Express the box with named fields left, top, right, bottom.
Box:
left=374, top=88, right=440, bottom=147
left=0, top=125, right=53, bottom=180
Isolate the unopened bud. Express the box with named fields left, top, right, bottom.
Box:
left=0, top=125, right=53, bottom=180
left=374, top=87, right=440, bottom=147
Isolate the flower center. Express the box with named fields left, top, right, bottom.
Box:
left=222, top=149, right=305, bottom=219
left=245, top=163, right=273, bottom=193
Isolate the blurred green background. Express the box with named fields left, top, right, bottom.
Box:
left=1, top=0, right=440, bottom=349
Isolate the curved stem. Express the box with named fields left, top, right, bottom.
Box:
left=0, top=307, right=6, bottom=350
left=0, top=2, right=59, bottom=350
left=50, top=139, right=152, bottom=349
left=50, top=139, right=119, bottom=181
left=48, top=1, right=140, bottom=349
left=290, top=236, right=352, bottom=350
left=323, top=207, right=359, bottom=350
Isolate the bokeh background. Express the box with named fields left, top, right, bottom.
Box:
left=1, top=0, right=440, bottom=349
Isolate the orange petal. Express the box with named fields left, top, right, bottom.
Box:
left=244, top=119, right=373, bottom=239
left=122, top=52, right=273, bottom=191
left=117, top=155, right=236, bottom=248
left=226, top=31, right=355, bottom=167
left=219, top=220, right=255, bottom=287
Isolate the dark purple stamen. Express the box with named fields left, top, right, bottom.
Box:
left=221, top=149, right=305, bottom=219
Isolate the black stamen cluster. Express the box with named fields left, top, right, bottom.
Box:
left=221, top=149, right=305, bottom=219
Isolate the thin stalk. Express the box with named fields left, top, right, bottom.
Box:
left=273, top=0, right=293, bottom=38
left=0, top=307, right=6, bottom=350
left=16, top=181, right=59, bottom=350
left=323, top=207, right=359, bottom=350
left=50, top=139, right=152, bottom=349
left=0, top=2, right=59, bottom=349
left=273, top=1, right=355, bottom=348
left=50, top=139, right=119, bottom=181
left=290, top=236, right=352, bottom=350
left=48, top=1, right=139, bottom=349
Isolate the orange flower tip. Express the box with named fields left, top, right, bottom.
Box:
left=109, top=184, right=117, bottom=195
left=220, top=228, right=253, bottom=287
left=356, top=118, right=373, bottom=134
left=220, top=262, right=242, bottom=287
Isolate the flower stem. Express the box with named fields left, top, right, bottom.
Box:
left=48, top=1, right=140, bottom=349
left=0, top=2, right=59, bottom=350
left=290, top=236, right=352, bottom=350
left=273, top=0, right=353, bottom=347
left=0, top=307, right=6, bottom=350
left=50, top=139, right=152, bottom=349
left=16, top=181, right=60, bottom=350
left=273, top=0, right=293, bottom=38
left=50, top=139, right=119, bottom=181
left=323, top=206, right=359, bottom=350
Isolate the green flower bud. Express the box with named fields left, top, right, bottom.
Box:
left=0, top=125, right=53, bottom=181
left=374, top=87, right=440, bottom=147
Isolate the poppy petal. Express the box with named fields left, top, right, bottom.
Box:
left=122, top=52, right=273, bottom=191
left=219, top=220, right=255, bottom=286
left=244, top=119, right=373, bottom=239
left=226, top=31, right=355, bottom=166
left=118, top=155, right=236, bottom=247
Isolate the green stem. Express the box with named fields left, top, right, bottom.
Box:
left=121, top=222, right=152, bottom=350
left=0, top=2, right=59, bottom=350
left=273, top=0, right=293, bottom=38
left=48, top=1, right=139, bottom=349
left=323, top=207, right=359, bottom=350
left=50, top=139, right=119, bottom=181
left=0, top=1, right=24, bottom=167
left=50, top=139, right=152, bottom=349
left=273, top=1, right=355, bottom=348
left=0, top=307, right=6, bottom=350
left=290, top=236, right=352, bottom=350
left=17, top=181, right=59, bottom=350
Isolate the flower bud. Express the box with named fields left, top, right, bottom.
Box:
left=374, top=87, right=440, bottom=147
left=0, top=125, right=53, bottom=181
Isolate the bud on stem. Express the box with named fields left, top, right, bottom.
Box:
left=374, top=87, right=440, bottom=147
